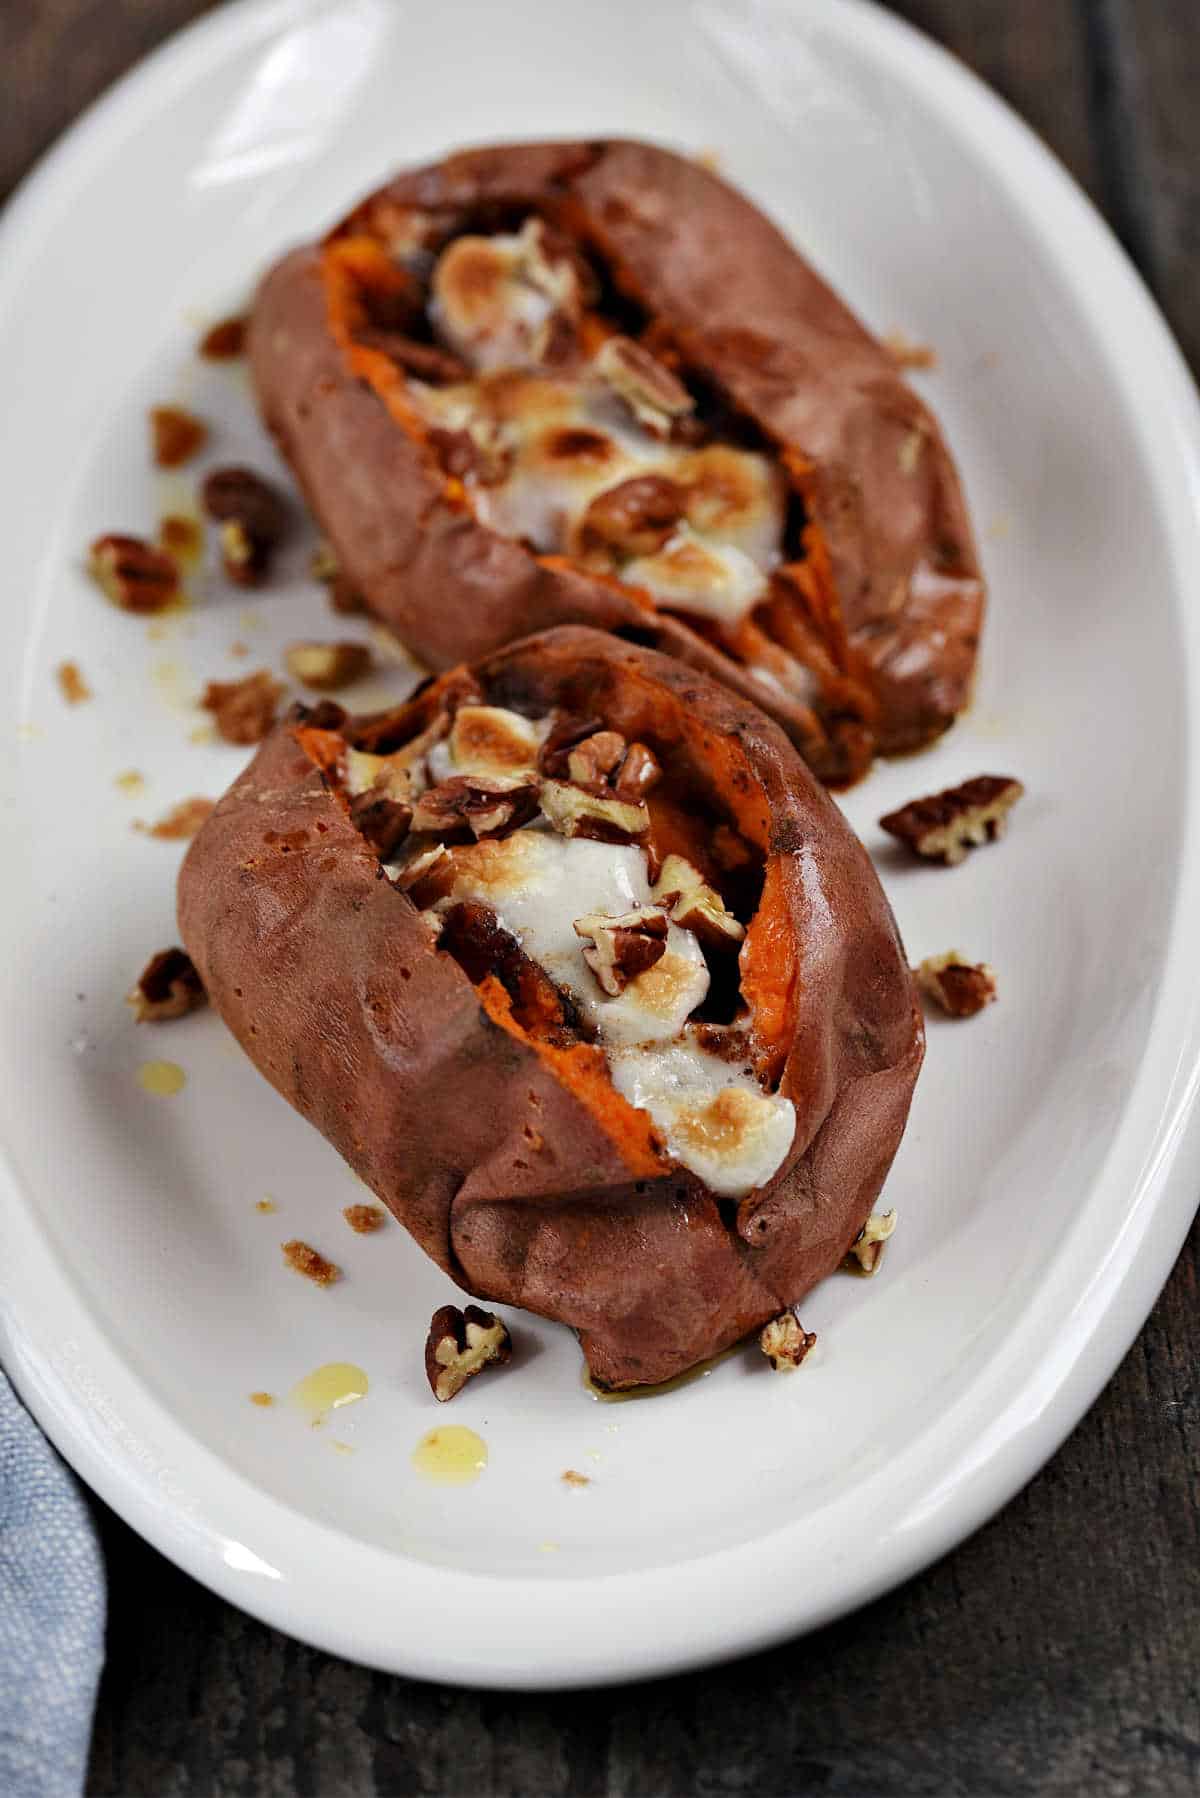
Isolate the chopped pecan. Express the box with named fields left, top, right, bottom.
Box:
left=201, top=467, right=289, bottom=586
left=350, top=792, right=413, bottom=859
left=56, top=661, right=91, bottom=705
left=426, top=424, right=512, bottom=487
left=284, top=640, right=373, bottom=691
left=613, top=742, right=663, bottom=802
left=577, top=475, right=686, bottom=559
left=201, top=670, right=284, bottom=745
left=537, top=712, right=607, bottom=777
left=916, top=952, right=997, bottom=1018
left=846, top=1210, right=896, bottom=1276
left=353, top=327, right=470, bottom=385
left=281, top=1240, right=341, bottom=1286
left=759, top=1310, right=817, bottom=1371
left=198, top=315, right=247, bottom=359
left=880, top=776, right=1024, bottom=865
left=595, top=334, right=694, bottom=434
left=425, top=1303, right=512, bottom=1402
left=540, top=779, right=649, bottom=843
left=138, top=796, right=215, bottom=841
left=150, top=404, right=207, bottom=469
left=567, top=729, right=626, bottom=787
left=390, top=843, right=455, bottom=905
left=561, top=1469, right=591, bottom=1488
left=410, top=774, right=540, bottom=840
left=652, top=854, right=744, bottom=950
left=88, top=534, right=179, bottom=614
left=573, top=907, right=669, bottom=996
left=127, top=947, right=207, bottom=1023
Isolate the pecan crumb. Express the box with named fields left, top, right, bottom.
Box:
left=880, top=775, right=1024, bottom=865
left=137, top=796, right=214, bottom=841
left=561, top=1469, right=591, bottom=1488
left=846, top=1210, right=897, bottom=1276
left=759, top=1311, right=817, bottom=1371
left=540, top=779, right=649, bottom=843
left=282, top=1240, right=341, bottom=1286
left=56, top=661, right=92, bottom=705
left=884, top=331, right=938, bottom=371
left=343, top=1203, right=387, bottom=1235
left=88, top=533, right=179, bottom=614
left=916, top=952, right=997, bottom=1018
left=595, top=335, right=693, bottom=434
left=424, top=1304, right=512, bottom=1402
left=249, top=1391, right=275, bottom=1407
left=201, top=467, right=289, bottom=586
left=151, top=404, right=208, bottom=469
left=201, top=670, right=284, bottom=745
left=411, top=774, right=539, bottom=841
left=652, top=854, right=744, bottom=950
left=284, top=640, right=374, bottom=691
left=573, top=907, right=669, bottom=996
left=199, top=315, right=247, bottom=359
left=127, top=946, right=207, bottom=1023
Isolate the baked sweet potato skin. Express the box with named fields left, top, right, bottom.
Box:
left=178, top=627, right=923, bottom=1386
left=251, top=139, right=982, bottom=775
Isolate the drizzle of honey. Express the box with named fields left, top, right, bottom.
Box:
left=249, top=1392, right=275, bottom=1407
left=411, top=1425, right=488, bottom=1485
left=255, top=1198, right=277, bottom=1215
left=137, top=1060, right=186, bottom=1096
left=582, top=1342, right=740, bottom=1403
left=288, top=1362, right=368, bottom=1425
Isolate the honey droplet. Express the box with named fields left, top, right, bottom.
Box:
left=411, top=1425, right=487, bottom=1486
left=249, top=1391, right=275, bottom=1407
left=137, top=1060, right=186, bottom=1096
left=255, top=1198, right=277, bottom=1215
left=115, top=770, right=145, bottom=794
left=289, top=1362, right=368, bottom=1424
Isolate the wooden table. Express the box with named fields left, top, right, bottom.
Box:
left=7, top=4, right=1199, bottom=1793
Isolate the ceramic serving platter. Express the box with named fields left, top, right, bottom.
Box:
left=2, top=0, right=1199, bottom=1686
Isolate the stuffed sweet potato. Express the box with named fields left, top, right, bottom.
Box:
left=250, top=138, right=983, bottom=785
left=179, top=627, right=923, bottom=1387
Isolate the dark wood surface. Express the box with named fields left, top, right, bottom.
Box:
left=6, top=3, right=1199, bottom=1794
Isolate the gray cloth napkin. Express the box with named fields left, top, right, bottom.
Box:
left=0, top=1368, right=105, bottom=1798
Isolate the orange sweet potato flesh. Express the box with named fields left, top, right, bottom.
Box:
left=178, top=626, right=923, bottom=1387
left=250, top=139, right=983, bottom=783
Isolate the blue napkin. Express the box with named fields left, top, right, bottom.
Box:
left=0, top=1369, right=105, bottom=1798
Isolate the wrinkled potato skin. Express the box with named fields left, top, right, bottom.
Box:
left=179, top=628, right=923, bottom=1386
left=250, top=139, right=982, bottom=779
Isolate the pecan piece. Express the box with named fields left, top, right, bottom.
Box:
left=613, top=742, right=662, bottom=802
left=150, top=405, right=207, bottom=469
left=577, top=475, right=686, bottom=559
left=879, top=776, right=1024, bottom=865
left=410, top=774, right=540, bottom=840
left=127, top=947, right=207, bottom=1023
left=846, top=1210, right=897, bottom=1276
left=56, top=661, right=91, bottom=705
left=573, top=907, right=669, bottom=996
left=201, top=670, right=284, bottom=745
left=567, top=729, right=626, bottom=788
left=353, top=327, right=470, bottom=385
left=540, top=780, right=649, bottom=844
left=538, top=712, right=607, bottom=777
left=282, top=1240, right=341, bottom=1286
left=198, top=315, right=247, bottom=359
left=138, top=796, right=215, bottom=841
left=350, top=792, right=413, bottom=859
left=652, top=854, right=744, bottom=950
left=916, top=952, right=997, bottom=1018
left=343, top=1204, right=386, bottom=1234
left=390, top=844, right=455, bottom=906
left=759, top=1311, right=817, bottom=1371
left=425, top=1304, right=512, bottom=1402
left=284, top=640, right=373, bottom=691
left=594, top=334, right=694, bottom=435
left=88, top=534, right=179, bottom=614
left=201, top=467, right=289, bottom=586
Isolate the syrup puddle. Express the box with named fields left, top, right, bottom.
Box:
left=288, top=1362, right=368, bottom=1426
left=412, top=1425, right=488, bottom=1485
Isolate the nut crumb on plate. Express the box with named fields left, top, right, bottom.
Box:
left=255, top=1199, right=277, bottom=1215
left=880, top=775, right=1024, bottom=865
left=151, top=405, right=208, bottom=469
left=916, top=952, right=997, bottom=1018
left=343, top=1203, right=386, bottom=1234
left=201, top=466, right=289, bottom=586
left=88, top=533, right=179, bottom=614
left=846, top=1210, right=897, bottom=1276
left=282, top=1240, right=342, bottom=1286
left=249, top=1391, right=275, bottom=1407
left=424, top=1304, right=512, bottom=1402
left=198, top=315, right=247, bottom=359
left=136, top=796, right=214, bottom=841
left=202, top=669, right=284, bottom=745
left=759, top=1310, right=817, bottom=1370
left=56, top=661, right=91, bottom=705
left=159, top=514, right=203, bottom=561
left=127, top=946, right=207, bottom=1023
left=883, top=330, right=938, bottom=370
left=561, top=1469, right=591, bottom=1487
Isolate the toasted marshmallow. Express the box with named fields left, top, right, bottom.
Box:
left=427, top=705, right=542, bottom=782
left=429, top=221, right=580, bottom=373
left=609, top=1034, right=794, bottom=1196
left=677, top=444, right=787, bottom=570
left=624, top=527, right=768, bottom=625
